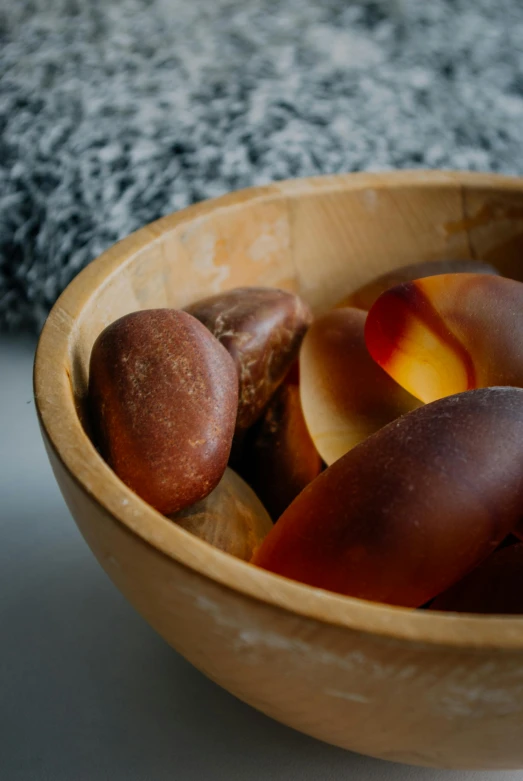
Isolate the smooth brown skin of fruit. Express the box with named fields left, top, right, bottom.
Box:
left=185, top=287, right=312, bottom=431
left=246, top=378, right=322, bottom=521
left=253, top=388, right=523, bottom=608
left=336, top=259, right=499, bottom=311
left=89, top=309, right=238, bottom=515
left=171, top=468, right=273, bottom=560
left=430, top=544, right=523, bottom=615
left=299, top=307, right=420, bottom=465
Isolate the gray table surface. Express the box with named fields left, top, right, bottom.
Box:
left=1, top=333, right=522, bottom=781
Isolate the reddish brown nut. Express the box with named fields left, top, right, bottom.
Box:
left=430, top=544, right=523, bottom=615
left=253, top=388, right=523, bottom=608
left=171, top=468, right=273, bottom=560
left=185, top=287, right=312, bottom=431
left=246, top=374, right=322, bottom=520
left=88, top=309, right=238, bottom=515
left=336, top=259, right=499, bottom=311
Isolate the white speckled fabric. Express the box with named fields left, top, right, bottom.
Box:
left=1, top=0, right=523, bottom=331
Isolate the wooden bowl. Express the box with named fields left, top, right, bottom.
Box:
left=34, top=171, right=523, bottom=770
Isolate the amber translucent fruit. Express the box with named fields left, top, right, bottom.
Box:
left=430, top=544, right=523, bottom=615
left=185, top=287, right=312, bottom=431
left=171, top=468, right=273, bottom=560
left=299, top=308, right=419, bottom=465
left=253, top=388, right=523, bottom=607
left=337, top=259, right=498, bottom=311
left=365, top=273, right=523, bottom=404
left=245, top=369, right=322, bottom=520
left=88, top=309, right=238, bottom=515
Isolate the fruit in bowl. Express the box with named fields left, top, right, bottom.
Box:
left=87, top=263, right=523, bottom=614
left=35, top=172, right=523, bottom=769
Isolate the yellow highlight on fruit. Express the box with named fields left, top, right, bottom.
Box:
left=386, top=314, right=472, bottom=403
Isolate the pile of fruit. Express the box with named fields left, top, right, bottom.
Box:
left=88, top=259, right=523, bottom=615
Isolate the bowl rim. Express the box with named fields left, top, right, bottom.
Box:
left=34, top=169, right=523, bottom=650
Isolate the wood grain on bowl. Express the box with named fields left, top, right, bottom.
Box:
left=34, top=171, right=523, bottom=770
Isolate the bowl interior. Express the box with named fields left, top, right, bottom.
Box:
left=68, top=172, right=523, bottom=405
left=36, top=171, right=523, bottom=647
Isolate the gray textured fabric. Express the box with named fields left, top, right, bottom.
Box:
left=1, top=0, right=523, bottom=332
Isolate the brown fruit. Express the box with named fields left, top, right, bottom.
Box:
left=171, top=468, right=273, bottom=560
left=336, top=258, right=499, bottom=311
left=253, top=388, right=523, bottom=608
left=185, top=287, right=312, bottom=430
left=246, top=375, right=322, bottom=520
left=365, top=273, right=523, bottom=404
left=299, top=307, right=419, bottom=465
left=430, top=544, right=523, bottom=615
left=88, top=309, right=238, bottom=515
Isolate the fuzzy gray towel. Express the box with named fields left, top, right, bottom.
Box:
left=1, top=0, right=523, bottom=332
